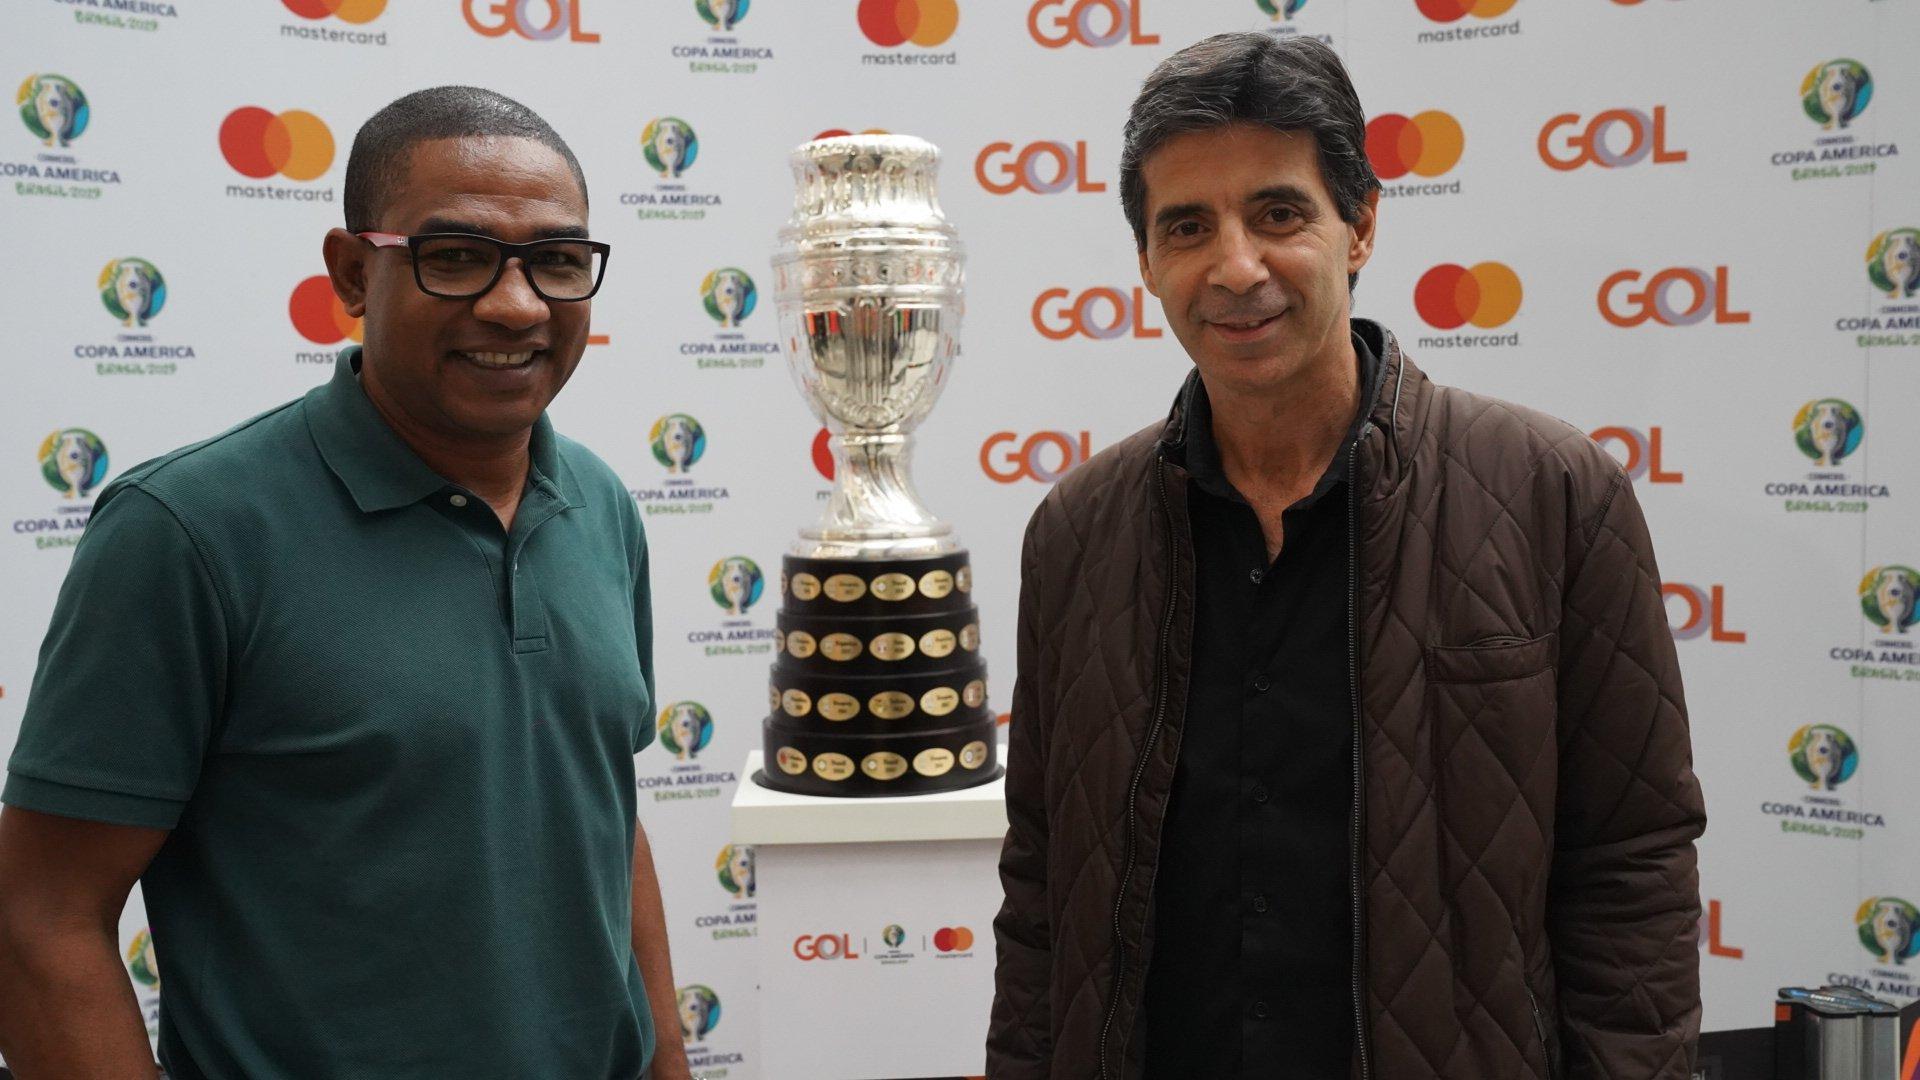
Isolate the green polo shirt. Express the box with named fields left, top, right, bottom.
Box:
left=4, top=348, right=657, bottom=1079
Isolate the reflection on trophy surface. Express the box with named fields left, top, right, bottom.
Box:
left=754, top=134, right=1000, bottom=797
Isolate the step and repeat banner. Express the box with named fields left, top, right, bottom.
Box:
left=2, top=0, right=1916, bottom=1075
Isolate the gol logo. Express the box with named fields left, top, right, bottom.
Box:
left=1415, top=0, right=1516, bottom=21
left=858, top=0, right=959, bottom=47
left=281, top=0, right=386, bottom=21
left=1366, top=111, right=1463, bottom=180
left=462, top=0, right=600, bottom=41
left=982, top=431, right=1093, bottom=483
left=1538, top=107, right=1686, bottom=170
left=1589, top=426, right=1682, bottom=484
left=289, top=277, right=362, bottom=345
left=1598, top=267, right=1748, bottom=328
left=1032, top=287, right=1160, bottom=340
left=793, top=933, right=861, bottom=960
left=1697, top=900, right=1743, bottom=959
left=1662, top=583, right=1745, bottom=643
left=932, top=926, right=974, bottom=952
left=812, top=427, right=835, bottom=481
left=1028, top=0, right=1157, bottom=48
left=976, top=141, right=1104, bottom=195
left=219, top=107, right=334, bottom=181
left=1412, top=262, right=1521, bottom=330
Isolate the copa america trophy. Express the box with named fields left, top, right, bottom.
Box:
left=754, top=134, right=1001, bottom=797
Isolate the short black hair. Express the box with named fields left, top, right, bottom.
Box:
left=1120, top=34, right=1379, bottom=286
left=343, top=86, right=587, bottom=233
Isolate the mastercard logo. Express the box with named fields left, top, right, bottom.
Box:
left=931, top=926, right=974, bottom=952
left=280, top=0, right=386, bottom=22
left=1413, top=262, right=1522, bottom=329
left=289, top=275, right=362, bottom=345
left=220, top=107, right=335, bottom=182
left=858, top=0, right=959, bottom=47
left=1415, top=0, right=1515, bottom=21
left=1365, top=111, right=1463, bottom=180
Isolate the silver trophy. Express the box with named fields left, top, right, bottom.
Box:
left=757, top=135, right=997, bottom=797
left=774, top=134, right=964, bottom=560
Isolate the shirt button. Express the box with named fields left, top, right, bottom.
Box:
left=1251, top=784, right=1270, bottom=804
left=448, top=494, right=468, bottom=508
left=1252, top=1000, right=1271, bottom=1020
left=1252, top=894, right=1269, bottom=913
left=1249, top=567, right=1264, bottom=585
left=1252, top=675, right=1271, bottom=692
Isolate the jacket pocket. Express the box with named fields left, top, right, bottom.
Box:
left=1425, top=632, right=1557, bottom=684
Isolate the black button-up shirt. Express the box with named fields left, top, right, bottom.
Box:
left=1142, top=328, right=1381, bottom=1079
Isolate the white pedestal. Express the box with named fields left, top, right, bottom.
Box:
left=731, top=749, right=1008, bottom=1080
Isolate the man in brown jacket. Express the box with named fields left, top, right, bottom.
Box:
left=988, top=33, right=1706, bottom=1080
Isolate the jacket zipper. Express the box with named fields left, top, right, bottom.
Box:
left=1347, top=426, right=1374, bottom=1080
left=1525, top=986, right=1558, bottom=1080
left=1097, top=455, right=1179, bottom=1080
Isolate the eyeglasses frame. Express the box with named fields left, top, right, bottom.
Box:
left=356, top=231, right=612, bottom=302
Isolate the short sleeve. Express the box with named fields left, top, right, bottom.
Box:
left=3, top=484, right=228, bottom=829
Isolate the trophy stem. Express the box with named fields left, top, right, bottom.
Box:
left=795, top=431, right=957, bottom=560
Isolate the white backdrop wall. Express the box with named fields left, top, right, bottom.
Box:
left=3, top=0, right=1917, bottom=1075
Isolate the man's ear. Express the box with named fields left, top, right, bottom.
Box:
left=1138, top=247, right=1158, bottom=298
left=321, top=227, right=370, bottom=318
left=1348, top=188, right=1380, bottom=278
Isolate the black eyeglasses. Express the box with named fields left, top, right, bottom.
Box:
left=358, top=231, right=611, bottom=302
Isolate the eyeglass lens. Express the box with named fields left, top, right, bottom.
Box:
left=414, top=236, right=603, bottom=300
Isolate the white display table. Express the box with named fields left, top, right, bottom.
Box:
left=731, top=748, right=1008, bottom=1080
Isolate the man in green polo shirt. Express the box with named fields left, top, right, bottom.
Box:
left=0, top=87, right=690, bottom=1079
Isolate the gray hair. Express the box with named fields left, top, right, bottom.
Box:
left=1120, top=33, right=1379, bottom=285
left=344, top=86, right=586, bottom=233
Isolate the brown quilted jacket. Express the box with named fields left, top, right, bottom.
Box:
left=988, top=323, right=1706, bottom=1080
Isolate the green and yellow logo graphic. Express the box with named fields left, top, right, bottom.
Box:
left=701, top=267, right=756, bottom=327
left=17, top=73, right=88, bottom=147
left=1787, top=724, right=1858, bottom=791
left=1802, top=59, right=1872, bottom=130
left=1856, top=897, right=1919, bottom=965
left=1859, top=565, right=1920, bottom=635
left=709, top=555, right=763, bottom=614
left=715, top=843, right=754, bottom=898
left=126, top=929, right=159, bottom=988
left=38, top=428, right=108, bottom=499
left=643, top=116, right=699, bottom=177
left=1865, top=228, right=1920, bottom=300
left=1792, top=399, right=1862, bottom=467
left=99, top=258, right=166, bottom=328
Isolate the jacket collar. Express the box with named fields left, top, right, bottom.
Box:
left=1157, top=317, right=1397, bottom=465
left=304, top=346, right=582, bottom=514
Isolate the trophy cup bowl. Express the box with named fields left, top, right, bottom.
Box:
left=755, top=134, right=1000, bottom=797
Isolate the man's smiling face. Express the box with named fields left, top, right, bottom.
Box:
left=1136, top=122, right=1375, bottom=399
left=343, top=135, right=592, bottom=441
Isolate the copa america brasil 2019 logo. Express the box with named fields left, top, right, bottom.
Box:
left=651, top=413, right=707, bottom=473
left=18, top=74, right=88, bottom=147
left=658, top=701, right=715, bottom=761
left=39, top=428, right=108, bottom=499
left=710, top=556, right=764, bottom=615
left=98, top=258, right=165, bottom=328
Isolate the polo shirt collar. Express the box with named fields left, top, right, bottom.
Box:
left=306, top=347, right=583, bottom=514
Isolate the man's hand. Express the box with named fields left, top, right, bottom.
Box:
left=0, top=805, right=168, bottom=1079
